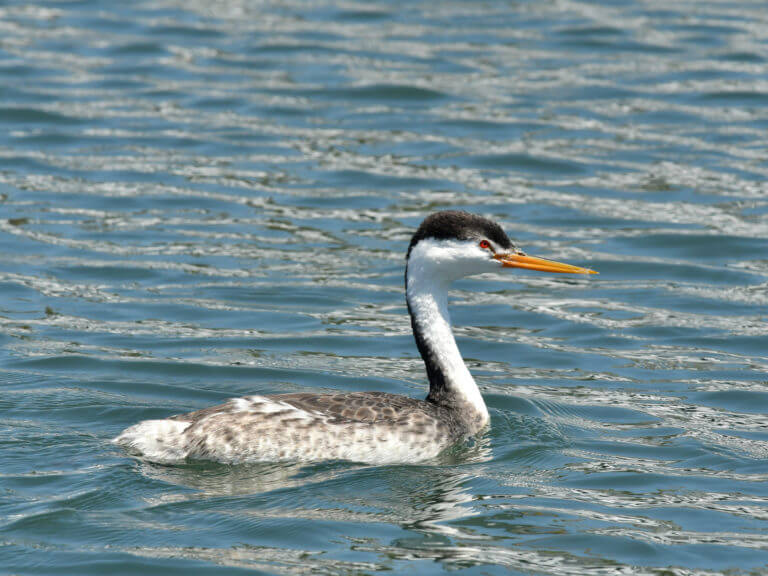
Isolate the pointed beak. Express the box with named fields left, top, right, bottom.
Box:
left=494, top=253, right=597, bottom=274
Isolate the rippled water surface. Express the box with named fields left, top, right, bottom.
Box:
left=2, top=0, right=768, bottom=574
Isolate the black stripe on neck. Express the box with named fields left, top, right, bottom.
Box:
left=406, top=294, right=450, bottom=405
left=405, top=261, right=456, bottom=406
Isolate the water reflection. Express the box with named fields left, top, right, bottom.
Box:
left=127, top=447, right=496, bottom=572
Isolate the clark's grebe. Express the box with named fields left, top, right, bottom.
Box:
left=114, top=211, right=596, bottom=464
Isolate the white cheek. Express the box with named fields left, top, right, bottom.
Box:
left=409, top=239, right=498, bottom=281
left=458, top=247, right=496, bottom=275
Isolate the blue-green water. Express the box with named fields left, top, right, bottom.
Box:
left=1, top=0, right=768, bottom=574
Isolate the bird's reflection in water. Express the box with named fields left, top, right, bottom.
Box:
left=128, top=437, right=636, bottom=575
left=134, top=435, right=491, bottom=540
left=391, top=436, right=493, bottom=538
left=136, top=459, right=353, bottom=499
left=127, top=438, right=597, bottom=573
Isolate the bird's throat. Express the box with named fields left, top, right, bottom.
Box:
left=405, top=262, right=489, bottom=430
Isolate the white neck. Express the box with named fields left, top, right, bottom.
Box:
left=405, top=243, right=489, bottom=429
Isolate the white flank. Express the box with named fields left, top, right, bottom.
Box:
left=112, top=419, right=191, bottom=464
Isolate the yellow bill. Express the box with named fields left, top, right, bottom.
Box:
left=495, top=253, right=597, bottom=274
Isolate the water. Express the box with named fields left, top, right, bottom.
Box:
left=1, top=0, right=767, bottom=573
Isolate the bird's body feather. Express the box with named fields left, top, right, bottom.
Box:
left=114, top=392, right=465, bottom=464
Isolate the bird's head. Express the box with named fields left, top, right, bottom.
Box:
left=406, top=211, right=596, bottom=285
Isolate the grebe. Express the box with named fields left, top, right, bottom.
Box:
left=114, top=211, right=596, bottom=464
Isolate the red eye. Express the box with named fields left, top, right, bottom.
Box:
left=479, top=240, right=491, bottom=250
